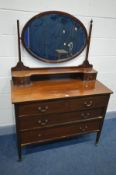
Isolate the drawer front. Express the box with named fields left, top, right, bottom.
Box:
left=17, top=100, right=68, bottom=116
left=17, top=95, right=109, bottom=116
left=19, top=108, right=103, bottom=130
left=20, top=120, right=101, bottom=145
left=68, top=95, right=109, bottom=111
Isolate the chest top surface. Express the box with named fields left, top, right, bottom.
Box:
left=11, top=79, right=112, bottom=104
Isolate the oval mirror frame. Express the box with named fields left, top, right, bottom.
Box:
left=21, top=11, right=88, bottom=63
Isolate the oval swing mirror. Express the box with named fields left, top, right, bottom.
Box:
left=22, top=11, right=87, bottom=63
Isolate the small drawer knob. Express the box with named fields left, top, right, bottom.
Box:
left=37, top=120, right=41, bottom=124
left=38, top=133, right=42, bottom=137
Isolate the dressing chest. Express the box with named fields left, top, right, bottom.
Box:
left=11, top=11, right=112, bottom=160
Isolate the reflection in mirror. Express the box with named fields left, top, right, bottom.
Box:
left=22, top=11, right=87, bottom=63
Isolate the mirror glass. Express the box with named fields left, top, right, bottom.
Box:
left=22, top=11, right=87, bottom=63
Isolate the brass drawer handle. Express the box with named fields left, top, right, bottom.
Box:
left=37, top=119, right=48, bottom=126
left=81, top=112, right=90, bottom=119
left=84, top=100, right=93, bottom=107
left=80, top=125, right=88, bottom=131
left=38, top=106, right=48, bottom=112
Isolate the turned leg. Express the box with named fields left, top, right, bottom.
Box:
left=95, top=131, right=101, bottom=144
left=17, top=144, right=22, bottom=161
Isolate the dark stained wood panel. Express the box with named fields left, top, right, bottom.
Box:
left=20, top=119, right=101, bottom=145
left=18, top=108, right=103, bottom=130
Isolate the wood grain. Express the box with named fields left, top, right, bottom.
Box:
left=12, top=67, right=97, bottom=77
left=11, top=79, right=112, bottom=103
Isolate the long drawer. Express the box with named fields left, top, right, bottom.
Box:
left=20, top=119, right=101, bottom=145
left=17, top=95, right=109, bottom=116
left=18, top=108, right=103, bottom=130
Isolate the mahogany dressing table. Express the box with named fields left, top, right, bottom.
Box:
left=11, top=11, right=112, bottom=160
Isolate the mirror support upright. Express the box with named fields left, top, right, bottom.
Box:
left=80, top=20, right=93, bottom=68
left=12, top=20, right=29, bottom=71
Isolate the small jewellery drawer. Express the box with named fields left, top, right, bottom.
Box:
left=68, top=95, right=109, bottom=111
left=17, top=100, right=68, bottom=116
left=20, top=120, right=101, bottom=145
left=18, top=108, right=103, bottom=130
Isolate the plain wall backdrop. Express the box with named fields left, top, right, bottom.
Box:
left=0, top=0, right=116, bottom=127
